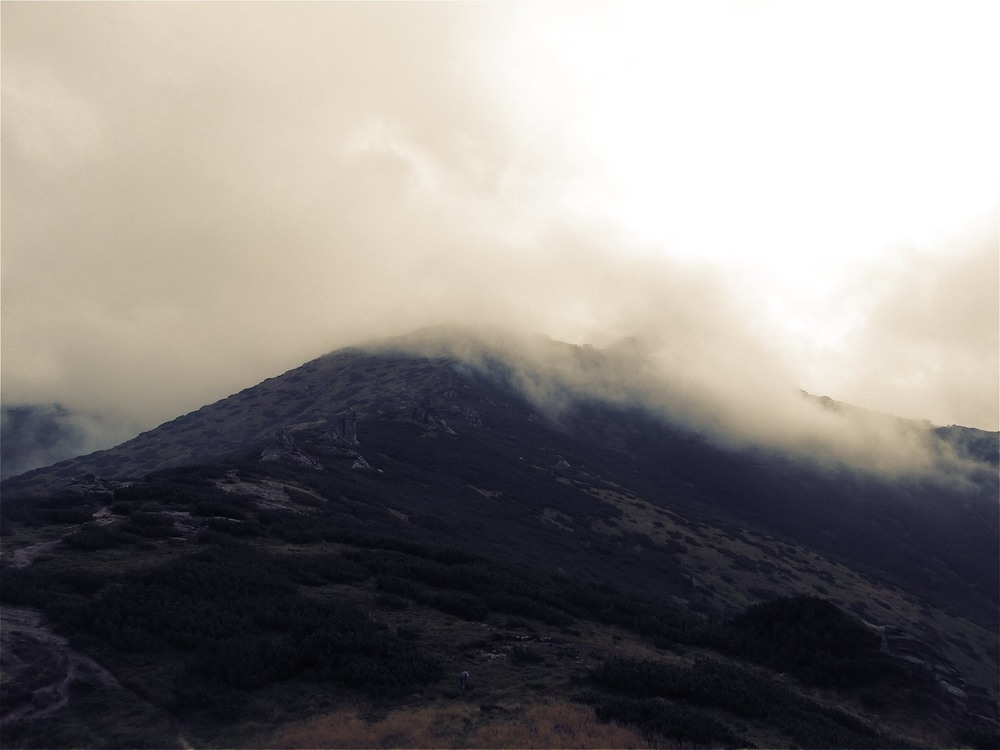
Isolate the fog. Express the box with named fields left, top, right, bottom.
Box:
left=0, top=404, right=140, bottom=480
left=368, top=323, right=986, bottom=479
left=2, top=2, right=997, bottom=467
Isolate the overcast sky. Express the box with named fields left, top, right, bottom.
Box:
left=2, top=1, right=998, bottom=437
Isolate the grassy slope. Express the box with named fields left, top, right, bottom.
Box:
left=1, top=344, right=997, bottom=748
left=1, top=423, right=994, bottom=748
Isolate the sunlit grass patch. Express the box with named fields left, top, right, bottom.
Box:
left=467, top=700, right=654, bottom=749
left=264, top=700, right=654, bottom=749
left=264, top=704, right=468, bottom=748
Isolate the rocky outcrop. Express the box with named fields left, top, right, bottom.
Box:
left=448, top=405, right=482, bottom=426
left=329, top=410, right=359, bottom=445
left=260, top=431, right=322, bottom=469
left=411, top=400, right=455, bottom=434
left=64, top=473, right=115, bottom=496
left=879, top=624, right=980, bottom=713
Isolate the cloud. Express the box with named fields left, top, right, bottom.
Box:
left=1, top=1, right=997, bottom=446
left=373, top=319, right=981, bottom=479
left=0, top=404, right=140, bottom=480
left=801, top=215, right=1000, bottom=430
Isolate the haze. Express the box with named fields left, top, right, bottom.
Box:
left=2, top=1, right=998, bottom=455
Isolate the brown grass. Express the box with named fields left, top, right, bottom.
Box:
left=262, top=699, right=653, bottom=749
left=466, top=701, right=653, bottom=749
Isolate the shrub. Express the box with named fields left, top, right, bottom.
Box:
left=510, top=644, right=545, bottom=664
left=206, top=517, right=265, bottom=538
left=594, top=696, right=747, bottom=748
left=62, top=524, right=137, bottom=550
left=589, top=655, right=901, bottom=749
left=46, top=541, right=443, bottom=694
left=716, top=595, right=907, bottom=688
left=193, top=500, right=246, bottom=520
left=376, top=593, right=410, bottom=610
left=417, top=590, right=489, bottom=621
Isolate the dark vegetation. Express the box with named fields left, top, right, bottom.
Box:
left=1, top=343, right=996, bottom=748
left=714, top=595, right=911, bottom=688
left=587, top=656, right=904, bottom=749
left=563, top=401, right=1000, bottom=627
left=0, top=491, right=98, bottom=528
left=0, top=458, right=951, bottom=748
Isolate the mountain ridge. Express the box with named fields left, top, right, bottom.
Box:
left=5, top=327, right=996, bottom=490
left=1, top=327, right=997, bottom=747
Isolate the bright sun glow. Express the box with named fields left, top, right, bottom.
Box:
left=483, top=0, right=999, bottom=370
left=495, top=1, right=999, bottom=269
left=2, top=1, right=996, bottom=432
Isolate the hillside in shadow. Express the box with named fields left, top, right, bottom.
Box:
left=2, top=329, right=997, bottom=748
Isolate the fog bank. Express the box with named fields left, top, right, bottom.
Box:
left=374, top=325, right=990, bottom=478
left=3, top=2, right=996, bottom=438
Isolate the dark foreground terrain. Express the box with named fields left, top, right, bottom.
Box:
left=2, top=330, right=997, bottom=748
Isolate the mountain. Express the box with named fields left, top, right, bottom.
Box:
left=2, top=327, right=998, bottom=748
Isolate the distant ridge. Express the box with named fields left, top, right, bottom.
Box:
left=4, top=327, right=996, bottom=491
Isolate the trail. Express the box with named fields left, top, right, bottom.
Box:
left=0, top=605, right=196, bottom=748
left=6, top=539, right=60, bottom=568
left=0, top=607, right=120, bottom=722
left=2, top=506, right=194, bottom=747
left=5, top=504, right=120, bottom=568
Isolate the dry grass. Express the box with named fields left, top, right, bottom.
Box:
left=466, top=700, right=653, bottom=749
left=263, top=699, right=654, bottom=749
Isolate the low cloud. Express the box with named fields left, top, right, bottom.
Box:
left=0, top=405, right=140, bottom=479
left=374, top=321, right=984, bottom=479
left=820, top=219, right=999, bottom=430
left=2, top=2, right=996, bottom=451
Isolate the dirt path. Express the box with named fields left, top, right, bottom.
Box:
left=6, top=539, right=60, bottom=568
left=91, top=505, right=119, bottom=526
left=0, top=607, right=121, bottom=723
left=1, top=606, right=195, bottom=747
left=5, top=505, right=123, bottom=569
left=2, top=510, right=192, bottom=746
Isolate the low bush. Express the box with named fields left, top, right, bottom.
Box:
left=44, top=541, right=443, bottom=694
left=62, top=523, right=138, bottom=550
left=594, top=696, right=747, bottom=748
left=713, top=595, right=913, bottom=688
left=589, top=655, right=902, bottom=749
left=510, top=644, right=545, bottom=664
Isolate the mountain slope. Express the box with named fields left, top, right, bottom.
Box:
left=2, top=328, right=997, bottom=748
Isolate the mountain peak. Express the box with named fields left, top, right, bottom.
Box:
left=5, top=328, right=997, bottom=491
left=2, top=327, right=997, bottom=748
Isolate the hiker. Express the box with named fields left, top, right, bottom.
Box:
left=460, top=670, right=469, bottom=692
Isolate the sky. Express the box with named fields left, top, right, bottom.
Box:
left=2, top=0, right=998, bottom=448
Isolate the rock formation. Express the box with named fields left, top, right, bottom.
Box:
left=329, top=410, right=359, bottom=445
left=64, top=473, right=115, bottom=495
left=411, top=399, right=455, bottom=434
left=260, top=431, right=322, bottom=469
left=448, top=405, right=482, bottom=426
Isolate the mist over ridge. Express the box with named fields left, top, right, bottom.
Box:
left=2, top=5, right=997, bottom=743
left=0, top=404, right=139, bottom=481
left=3, top=323, right=995, bottom=484
left=3, top=2, right=997, bottom=442
left=3, top=326, right=998, bottom=749
left=362, top=324, right=995, bottom=479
